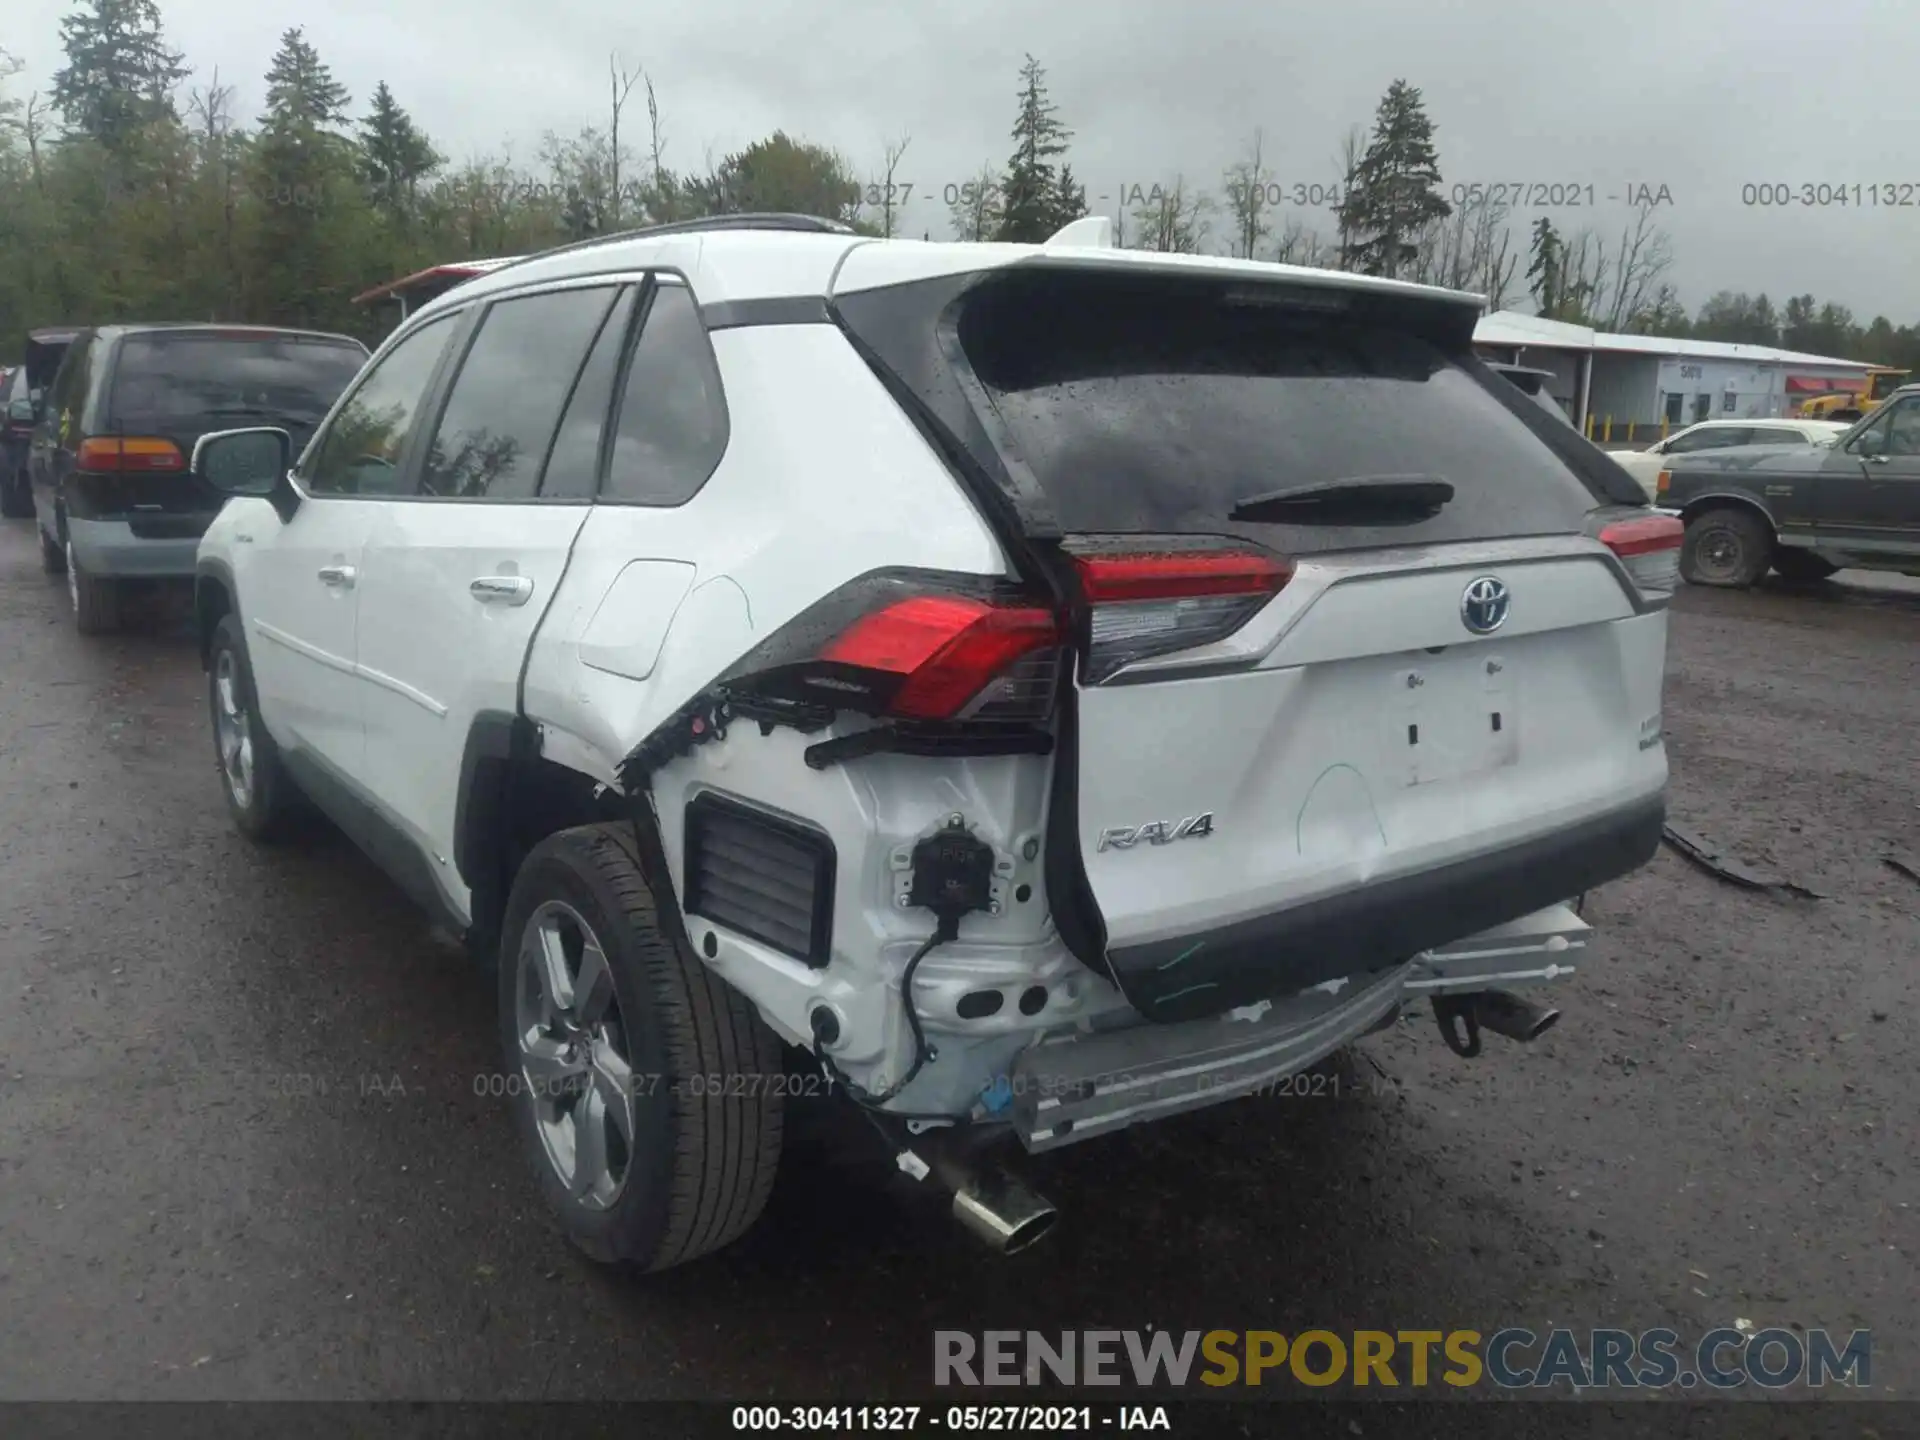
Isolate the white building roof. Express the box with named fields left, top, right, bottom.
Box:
left=1589, top=332, right=1869, bottom=369
left=1473, top=308, right=1869, bottom=370
left=1474, top=310, right=1596, bottom=351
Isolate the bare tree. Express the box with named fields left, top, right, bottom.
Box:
left=0, top=51, right=52, bottom=187
left=874, top=132, right=910, bottom=238
left=1597, top=201, right=1673, bottom=331
left=947, top=162, right=1002, bottom=241
left=1410, top=191, right=1519, bottom=307
left=1130, top=176, right=1213, bottom=253
left=643, top=74, right=670, bottom=220
left=1272, top=216, right=1337, bottom=268
left=606, top=53, right=641, bottom=227
left=1221, top=128, right=1273, bottom=260
left=187, top=70, right=241, bottom=312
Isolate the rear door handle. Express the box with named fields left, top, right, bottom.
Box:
left=317, top=564, right=356, bottom=588
left=470, top=575, right=533, bottom=606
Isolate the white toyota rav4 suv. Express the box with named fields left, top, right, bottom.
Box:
left=190, top=213, right=1677, bottom=1269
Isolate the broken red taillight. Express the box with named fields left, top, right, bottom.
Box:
left=713, top=572, right=1066, bottom=726
left=1596, top=513, right=1683, bottom=602
left=1070, top=543, right=1293, bottom=683
left=821, top=595, right=1060, bottom=720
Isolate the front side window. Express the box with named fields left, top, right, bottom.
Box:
left=417, top=286, right=620, bottom=500
left=1883, top=399, right=1920, bottom=457
left=303, top=315, right=457, bottom=496
left=602, top=282, right=730, bottom=505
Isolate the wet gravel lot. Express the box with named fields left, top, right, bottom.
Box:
left=0, top=517, right=1914, bottom=1413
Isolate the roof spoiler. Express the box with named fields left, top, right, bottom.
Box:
left=1044, top=216, right=1115, bottom=249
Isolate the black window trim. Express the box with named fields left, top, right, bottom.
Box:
left=594, top=268, right=734, bottom=509
left=400, top=277, right=629, bottom=506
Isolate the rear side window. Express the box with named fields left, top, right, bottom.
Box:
left=956, top=271, right=1606, bottom=554
left=540, top=288, right=637, bottom=501
left=108, top=332, right=366, bottom=440
left=48, top=337, right=93, bottom=425
left=602, top=282, right=729, bottom=505
left=418, top=285, right=620, bottom=500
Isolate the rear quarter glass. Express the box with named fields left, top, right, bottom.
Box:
left=953, top=271, right=1609, bottom=555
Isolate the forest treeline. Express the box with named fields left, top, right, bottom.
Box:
left=4, top=2, right=1918, bottom=369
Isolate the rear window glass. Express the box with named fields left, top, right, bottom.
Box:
left=108, top=332, right=366, bottom=435
left=958, top=274, right=1602, bottom=554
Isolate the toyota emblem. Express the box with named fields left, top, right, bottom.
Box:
left=1460, top=576, right=1511, bottom=635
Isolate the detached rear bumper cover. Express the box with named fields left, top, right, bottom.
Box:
left=1106, top=792, right=1665, bottom=1022
left=1012, top=900, right=1592, bottom=1152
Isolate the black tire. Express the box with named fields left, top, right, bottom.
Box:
left=67, top=539, right=122, bottom=634
left=39, top=521, right=66, bottom=574
left=498, top=822, right=784, bottom=1273
left=207, top=613, right=303, bottom=841
left=0, top=468, right=30, bottom=519
left=1772, top=550, right=1837, bottom=584
left=1680, top=507, right=1772, bottom=589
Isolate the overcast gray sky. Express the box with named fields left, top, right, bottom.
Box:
left=9, top=0, right=1919, bottom=320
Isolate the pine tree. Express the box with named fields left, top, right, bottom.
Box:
left=1333, top=79, right=1450, bottom=278
left=1048, top=163, right=1087, bottom=231
left=50, top=0, right=189, bottom=150
left=249, top=29, right=359, bottom=329
left=995, top=55, right=1071, bottom=243
left=358, top=80, right=442, bottom=218
left=1526, top=215, right=1562, bottom=317
left=263, top=29, right=349, bottom=131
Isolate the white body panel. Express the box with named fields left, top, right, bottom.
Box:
left=216, top=493, right=379, bottom=777
left=354, top=501, right=594, bottom=916
left=521, top=323, right=1006, bottom=777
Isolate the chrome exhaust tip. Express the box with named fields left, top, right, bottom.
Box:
left=949, top=1166, right=1060, bottom=1255
left=1473, top=989, right=1561, bottom=1044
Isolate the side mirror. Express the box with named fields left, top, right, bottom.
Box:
left=192, top=427, right=292, bottom=496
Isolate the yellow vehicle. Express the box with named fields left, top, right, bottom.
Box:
left=1800, top=366, right=1909, bottom=420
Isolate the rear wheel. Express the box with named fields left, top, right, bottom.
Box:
left=1680, top=507, right=1772, bottom=589
left=67, top=540, right=122, bottom=634
left=498, top=823, right=784, bottom=1273
left=1772, top=550, right=1837, bottom=584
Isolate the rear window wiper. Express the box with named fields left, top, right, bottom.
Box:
left=1229, top=474, right=1455, bottom=525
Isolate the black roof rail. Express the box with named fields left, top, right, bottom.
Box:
left=487, top=213, right=858, bottom=280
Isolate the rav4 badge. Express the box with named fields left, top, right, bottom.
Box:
left=1096, top=813, right=1215, bottom=852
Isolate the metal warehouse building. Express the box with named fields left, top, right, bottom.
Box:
left=1474, top=310, right=1873, bottom=444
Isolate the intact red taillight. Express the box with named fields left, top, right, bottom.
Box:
left=822, top=596, right=1060, bottom=720
left=76, top=436, right=185, bottom=473
left=1071, top=544, right=1293, bottom=684
left=1598, top=513, right=1683, bottom=601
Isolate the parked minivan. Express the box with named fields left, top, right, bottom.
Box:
left=30, top=323, right=368, bottom=632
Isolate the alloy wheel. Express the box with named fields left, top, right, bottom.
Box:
left=212, top=649, right=255, bottom=809
left=514, top=900, right=637, bottom=1210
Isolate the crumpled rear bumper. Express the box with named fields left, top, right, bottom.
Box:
left=1010, top=900, right=1590, bottom=1152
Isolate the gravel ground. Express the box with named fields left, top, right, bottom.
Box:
left=0, top=517, right=1913, bottom=1419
